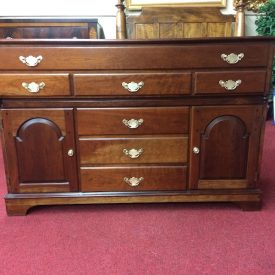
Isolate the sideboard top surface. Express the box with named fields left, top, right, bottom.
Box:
left=0, top=36, right=274, bottom=46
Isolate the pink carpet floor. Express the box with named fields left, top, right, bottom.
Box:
left=0, top=122, right=275, bottom=275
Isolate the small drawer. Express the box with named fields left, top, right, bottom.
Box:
left=79, top=136, right=188, bottom=165
left=73, top=72, right=191, bottom=96
left=0, top=74, right=70, bottom=97
left=0, top=27, right=88, bottom=39
left=77, top=107, right=189, bottom=135
left=194, top=71, right=266, bottom=95
left=80, top=166, right=187, bottom=192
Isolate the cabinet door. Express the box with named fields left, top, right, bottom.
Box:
left=1, top=109, right=78, bottom=193
left=189, top=105, right=264, bottom=189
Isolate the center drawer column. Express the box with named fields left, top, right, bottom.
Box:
left=76, top=107, right=190, bottom=192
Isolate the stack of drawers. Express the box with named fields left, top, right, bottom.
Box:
left=0, top=37, right=273, bottom=215
left=77, top=106, right=189, bottom=191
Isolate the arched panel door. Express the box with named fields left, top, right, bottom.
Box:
left=1, top=109, right=78, bottom=193
left=189, top=105, right=264, bottom=189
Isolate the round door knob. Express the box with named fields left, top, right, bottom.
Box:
left=68, top=149, right=74, bottom=157
left=193, top=147, right=200, bottom=154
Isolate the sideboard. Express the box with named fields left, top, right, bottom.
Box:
left=0, top=37, right=273, bottom=215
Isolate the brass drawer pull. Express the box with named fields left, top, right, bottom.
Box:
left=122, top=81, right=144, bottom=93
left=124, top=177, right=144, bottom=187
left=193, top=147, right=200, bottom=154
left=67, top=149, right=74, bottom=157
left=123, top=148, right=143, bottom=159
left=122, top=118, right=144, bottom=129
left=219, top=79, right=242, bottom=91
left=22, top=82, right=45, bottom=93
left=19, top=55, right=43, bottom=67
left=221, top=53, right=244, bottom=64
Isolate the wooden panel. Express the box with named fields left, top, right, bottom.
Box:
left=80, top=166, right=187, bottom=192
left=194, top=71, right=266, bottom=95
left=199, top=115, right=249, bottom=179
left=160, top=23, right=183, bottom=39
left=77, top=107, right=189, bottom=135
left=15, top=118, right=66, bottom=182
left=198, top=179, right=249, bottom=189
left=0, top=43, right=269, bottom=70
left=207, top=23, right=229, bottom=37
left=184, top=23, right=206, bottom=38
left=0, top=74, right=70, bottom=96
left=136, top=24, right=157, bottom=39
left=73, top=72, right=191, bottom=96
left=127, top=7, right=235, bottom=39
left=79, top=136, right=188, bottom=165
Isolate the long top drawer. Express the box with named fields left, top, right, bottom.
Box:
left=0, top=40, right=271, bottom=70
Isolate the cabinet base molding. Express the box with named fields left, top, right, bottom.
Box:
left=5, top=190, right=262, bottom=215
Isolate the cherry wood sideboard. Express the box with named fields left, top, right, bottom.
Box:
left=0, top=37, right=273, bottom=215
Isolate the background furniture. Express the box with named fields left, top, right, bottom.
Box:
left=126, top=7, right=235, bottom=39
left=0, top=17, right=105, bottom=39
left=0, top=37, right=273, bottom=215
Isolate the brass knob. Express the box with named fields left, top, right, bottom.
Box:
left=123, top=148, right=143, bottom=159
left=67, top=149, right=74, bottom=157
left=122, top=81, right=144, bottom=93
left=124, top=177, right=144, bottom=187
left=19, top=55, right=43, bottom=67
left=219, top=79, right=242, bottom=91
left=221, top=53, right=244, bottom=64
left=22, top=82, right=45, bottom=93
left=193, top=147, right=200, bottom=154
left=122, top=118, right=143, bottom=129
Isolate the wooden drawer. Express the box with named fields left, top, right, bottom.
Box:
left=0, top=74, right=70, bottom=96
left=79, top=136, right=188, bottom=165
left=0, top=27, right=88, bottom=39
left=0, top=42, right=269, bottom=70
left=77, top=107, right=189, bottom=135
left=80, top=166, right=187, bottom=192
left=194, top=71, right=266, bottom=95
left=73, top=72, right=191, bottom=96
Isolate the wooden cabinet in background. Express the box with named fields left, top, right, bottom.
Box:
left=126, top=7, right=235, bottom=39
left=0, top=37, right=273, bottom=215
left=0, top=17, right=104, bottom=39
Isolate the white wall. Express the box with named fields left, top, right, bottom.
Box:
left=0, top=0, right=118, bottom=38
left=0, top=0, right=257, bottom=38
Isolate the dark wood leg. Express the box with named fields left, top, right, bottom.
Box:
left=5, top=202, right=33, bottom=216
left=234, top=201, right=262, bottom=211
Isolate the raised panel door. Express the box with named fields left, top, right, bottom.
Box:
left=1, top=109, right=78, bottom=193
left=189, top=105, right=264, bottom=189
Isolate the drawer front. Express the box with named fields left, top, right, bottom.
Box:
left=73, top=72, right=191, bottom=96
left=79, top=136, right=188, bottom=165
left=0, top=27, right=88, bottom=39
left=0, top=74, right=70, bottom=96
left=0, top=43, right=268, bottom=70
left=77, top=107, right=189, bottom=135
left=80, top=166, right=187, bottom=192
left=194, top=71, right=266, bottom=95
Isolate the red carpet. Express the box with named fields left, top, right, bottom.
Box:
left=0, top=122, right=275, bottom=274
